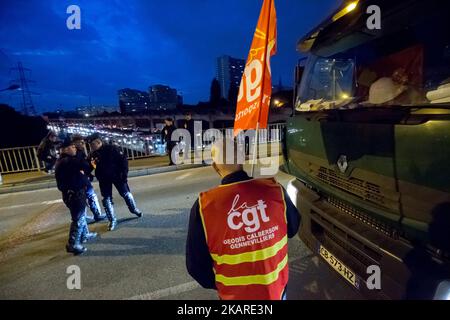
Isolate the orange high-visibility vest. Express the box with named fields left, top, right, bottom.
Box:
left=199, top=178, right=288, bottom=300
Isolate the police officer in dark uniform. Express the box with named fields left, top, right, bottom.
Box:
left=88, top=134, right=142, bottom=231
left=55, top=138, right=98, bottom=255
left=162, top=117, right=177, bottom=165
left=37, top=131, right=59, bottom=174
left=71, top=134, right=106, bottom=224
left=183, top=113, right=195, bottom=151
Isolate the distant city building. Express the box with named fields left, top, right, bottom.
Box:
left=273, top=77, right=293, bottom=94
left=177, top=94, right=183, bottom=106
left=77, top=105, right=119, bottom=117
left=148, top=84, right=180, bottom=111
left=118, top=88, right=150, bottom=114
left=216, top=55, right=245, bottom=99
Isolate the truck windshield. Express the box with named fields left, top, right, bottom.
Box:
left=297, top=57, right=355, bottom=110
left=296, top=17, right=450, bottom=111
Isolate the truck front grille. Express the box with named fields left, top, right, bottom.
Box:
left=314, top=166, right=399, bottom=211
left=326, top=196, right=400, bottom=239
left=323, top=229, right=376, bottom=269
left=310, top=211, right=382, bottom=270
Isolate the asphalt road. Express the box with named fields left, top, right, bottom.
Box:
left=0, top=163, right=363, bottom=300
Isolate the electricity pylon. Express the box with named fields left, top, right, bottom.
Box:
left=10, top=62, right=37, bottom=116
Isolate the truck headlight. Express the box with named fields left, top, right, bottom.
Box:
left=434, top=280, right=450, bottom=300
left=286, top=180, right=299, bottom=208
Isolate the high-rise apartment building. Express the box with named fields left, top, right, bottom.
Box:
left=216, top=55, right=245, bottom=99
left=148, top=84, right=180, bottom=111
left=118, top=88, right=150, bottom=114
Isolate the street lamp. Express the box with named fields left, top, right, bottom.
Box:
left=273, top=99, right=285, bottom=108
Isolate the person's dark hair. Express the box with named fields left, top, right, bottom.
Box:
left=165, top=117, right=173, bottom=122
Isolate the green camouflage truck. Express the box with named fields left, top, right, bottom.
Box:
left=283, top=0, right=450, bottom=299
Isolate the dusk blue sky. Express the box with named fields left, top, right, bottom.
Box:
left=0, top=0, right=339, bottom=113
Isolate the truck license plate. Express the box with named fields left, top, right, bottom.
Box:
left=319, top=245, right=358, bottom=288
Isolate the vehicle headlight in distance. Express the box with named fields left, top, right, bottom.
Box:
left=434, top=280, right=450, bottom=300
left=286, top=179, right=299, bottom=208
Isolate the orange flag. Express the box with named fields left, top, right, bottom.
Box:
left=234, top=0, right=277, bottom=136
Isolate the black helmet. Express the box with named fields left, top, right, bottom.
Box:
left=60, top=136, right=75, bottom=148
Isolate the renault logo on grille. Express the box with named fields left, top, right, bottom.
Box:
left=337, top=155, right=348, bottom=173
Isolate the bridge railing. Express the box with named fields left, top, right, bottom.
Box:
left=0, top=123, right=285, bottom=175
left=0, top=146, right=44, bottom=174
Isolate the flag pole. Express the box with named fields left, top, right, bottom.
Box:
left=251, top=0, right=273, bottom=178
left=250, top=122, right=259, bottom=177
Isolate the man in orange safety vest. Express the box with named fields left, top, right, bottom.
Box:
left=186, top=138, right=300, bottom=300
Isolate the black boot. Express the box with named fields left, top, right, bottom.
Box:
left=87, top=192, right=107, bottom=223
left=85, top=215, right=96, bottom=224
left=66, top=220, right=87, bottom=255
left=80, top=215, right=98, bottom=243
left=123, top=192, right=142, bottom=217
left=102, top=197, right=117, bottom=231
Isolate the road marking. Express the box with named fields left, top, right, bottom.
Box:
left=175, top=172, right=193, bottom=181
left=0, top=199, right=62, bottom=211
left=42, top=199, right=63, bottom=205
left=127, top=281, right=200, bottom=300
